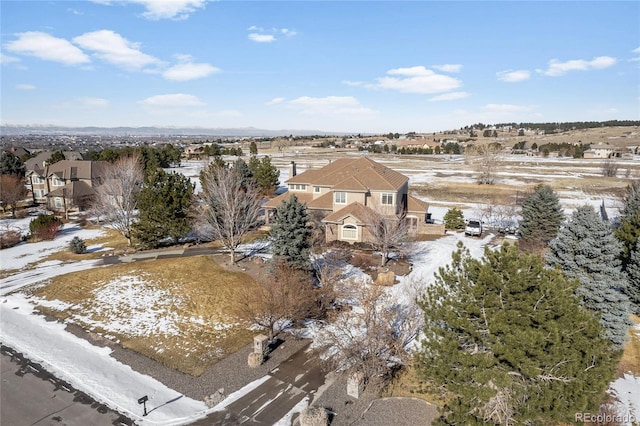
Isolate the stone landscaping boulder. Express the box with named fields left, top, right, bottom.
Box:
left=248, top=351, right=263, bottom=368
left=204, top=388, right=225, bottom=408
left=375, top=269, right=395, bottom=286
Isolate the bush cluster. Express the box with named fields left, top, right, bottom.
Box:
left=29, top=214, right=62, bottom=241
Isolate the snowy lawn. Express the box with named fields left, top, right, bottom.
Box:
left=22, top=256, right=255, bottom=376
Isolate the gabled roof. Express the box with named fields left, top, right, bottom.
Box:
left=263, top=190, right=333, bottom=210
left=44, top=160, right=108, bottom=181
left=46, top=181, right=95, bottom=198
left=25, top=151, right=83, bottom=171
left=287, top=157, right=408, bottom=191
left=407, top=195, right=429, bottom=214
left=321, top=202, right=372, bottom=224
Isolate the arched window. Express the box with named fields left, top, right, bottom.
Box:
left=342, top=224, right=357, bottom=240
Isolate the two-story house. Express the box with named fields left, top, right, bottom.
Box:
left=263, top=157, right=442, bottom=243
left=26, top=160, right=108, bottom=212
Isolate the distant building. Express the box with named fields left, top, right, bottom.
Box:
left=583, top=144, right=614, bottom=159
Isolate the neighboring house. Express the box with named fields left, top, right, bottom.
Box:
left=26, top=160, right=108, bottom=212
left=583, top=144, right=614, bottom=159
left=2, top=146, right=31, bottom=158
left=25, top=151, right=84, bottom=175
left=183, top=145, right=206, bottom=159
left=263, top=157, right=443, bottom=244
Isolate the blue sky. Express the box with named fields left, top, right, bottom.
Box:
left=1, top=1, right=639, bottom=134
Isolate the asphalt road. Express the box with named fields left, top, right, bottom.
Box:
left=0, top=345, right=132, bottom=426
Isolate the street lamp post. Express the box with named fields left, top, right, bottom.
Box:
left=138, top=395, right=149, bottom=416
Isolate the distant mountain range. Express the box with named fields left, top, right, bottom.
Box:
left=0, top=124, right=354, bottom=137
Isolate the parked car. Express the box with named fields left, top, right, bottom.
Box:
left=465, top=219, right=483, bottom=237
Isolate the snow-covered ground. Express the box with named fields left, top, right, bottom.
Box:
left=0, top=158, right=637, bottom=425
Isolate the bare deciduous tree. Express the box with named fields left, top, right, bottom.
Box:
left=233, top=264, right=319, bottom=340
left=199, top=165, right=262, bottom=265
left=601, top=158, right=619, bottom=177
left=362, top=205, right=410, bottom=266
left=470, top=143, right=502, bottom=185
left=0, top=174, right=28, bottom=218
left=91, top=155, right=143, bottom=246
left=316, top=280, right=420, bottom=390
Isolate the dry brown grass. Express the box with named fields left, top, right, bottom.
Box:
left=382, top=364, right=447, bottom=407
left=412, top=181, right=522, bottom=205
left=617, top=314, right=640, bottom=377
left=30, top=255, right=256, bottom=376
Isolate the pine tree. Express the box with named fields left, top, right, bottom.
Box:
left=233, top=158, right=254, bottom=190
left=133, top=169, right=194, bottom=248
left=0, top=151, right=26, bottom=176
left=270, top=194, right=311, bottom=270
left=249, top=155, right=280, bottom=195
left=615, top=180, right=640, bottom=269
left=518, top=184, right=564, bottom=250
left=418, top=242, right=617, bottom=425
left=625, top=239, right=640, bottom=315
left=443, top=207, right=465, bottom=230
left=546, top=205, right=631, bottom=348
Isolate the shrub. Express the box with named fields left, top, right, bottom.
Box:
left=0, top=228, right=21, bottom=249
left=69, top=236, right=86, bottom=254
left=29, top=214, right=62, bottom=241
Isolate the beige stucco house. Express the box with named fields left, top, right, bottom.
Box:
left=26, top=160, right=108, bottom=212
left=263, top=157, right=442, bottom=243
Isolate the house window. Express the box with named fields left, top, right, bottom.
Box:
left=381, top=193, right=394, bottom=205
left=32, top=176, right=44, bottom=184
left=289, top=184, right=307, bottom=191
left=54, top=198, right=63, bottom=208
left=34, top=189, right=45, bottom=198
left=342, top=224, right=357, bottom=240
left=314, top=186, right=321, bottom=193
left=406, top=216, right=418, bottom=230
left=335, top=191, right=346, bottom=204
left=52, top=178, right=64, bottom=187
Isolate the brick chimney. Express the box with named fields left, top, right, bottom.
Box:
left=289, top=161, right=297, bottom=177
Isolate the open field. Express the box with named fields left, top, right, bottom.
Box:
left=25, top=256, right=256, bottom=376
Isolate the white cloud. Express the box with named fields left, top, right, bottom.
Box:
left=369, top=66, right=462, bottom=94
left=248, top=33, right=276, bottom=43
left=633, top=47, right=640, bottom=54
left=16, top=84, right=36, bottom=90
left=429, top=92, right=470, bottom=101
left=139, top=94, right=205, bottom=107
left=76, top=97, right=109, bottom=108
left=247, top=26, right=296, bottom=43
left=481, top=104, right=537, bottom=113
left=342, top=80, right=364, bottom=87
left=5, top=31, right=90, bottom=65
left=284, top=96, right=378, bottom=118
left=163, top=56, right=220, bottom=81
left=432, top=64, right=463, bottom=73
left=266, top=97, right=285, bottom=106
left=93, top=0, right=206, bottom=20
left=631, top=47, right=640, bottom=62
left=496, top=69, right=531, bottom=82
left=0, top=53, right=20, bottom=64
left=73, top=30, right=159, bottom=70
left=537, top=56, right=617, bottom=76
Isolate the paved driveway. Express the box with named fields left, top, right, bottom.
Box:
left=194, top=344, right=326, bottom=425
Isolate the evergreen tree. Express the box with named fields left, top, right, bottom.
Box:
left=46, top=150, right=66, bottom=165
left=270, top=194, right=312, bottom=270
left=626, top=239, right=640, bottom=315
left=615, top=180, right=640, bottom=269
left=133, top=169, right=194, bottom=248
left=518, top=184, right=564, bottom=250
left=443, top=207, right=465, bottom=230
left=249, top=155, right=280, bottom=195
left=418, top=242, right=617, bottom=425
left=234, top=158, right=254, bottom=190
left=249, top=141, right=258, bottom=155
left=547, top=205, right=631, bottom=348
left=0, top=152, right=26, bottom=176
